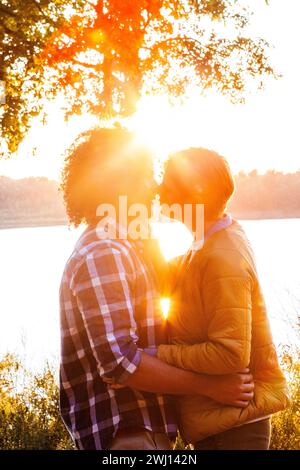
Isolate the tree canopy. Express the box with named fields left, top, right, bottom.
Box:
left=1, top=0, right=274, bottom=156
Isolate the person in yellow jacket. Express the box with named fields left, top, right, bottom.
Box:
left=157, top=147, right=289, bottom=450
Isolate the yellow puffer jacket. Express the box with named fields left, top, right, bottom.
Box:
left=158, top=220, right=289, bottom=444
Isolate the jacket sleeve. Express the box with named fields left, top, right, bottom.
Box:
left=71, top=246, right=141, bottom=384
left=157, top=249, right=253, bottom=374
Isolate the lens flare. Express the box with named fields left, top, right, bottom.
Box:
left=160, top=297, right=170, bottom=320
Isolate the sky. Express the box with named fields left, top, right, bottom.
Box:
left=0, top=0, right=299, bottom=180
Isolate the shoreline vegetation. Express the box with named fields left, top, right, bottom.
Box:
left=0, top=171, right=300, bottom=229
left=2, top=214, right=300, bottom=231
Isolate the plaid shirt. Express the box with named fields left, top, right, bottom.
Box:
left=59, top=224, right=176, bottom=450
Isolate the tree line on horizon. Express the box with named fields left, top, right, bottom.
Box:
left=228, top=170, right=300, bottom=218
left=0, top=169, right=300, bottom=227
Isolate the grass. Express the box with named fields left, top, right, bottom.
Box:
left=0, top=354, right=74, bottom=450
left=269, top=348, right=300, bottom=450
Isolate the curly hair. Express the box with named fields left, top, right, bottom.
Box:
left=61, top=127, right=155, bottom=227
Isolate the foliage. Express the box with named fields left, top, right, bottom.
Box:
left=1, top=0, right=274, bottom=155
left=0, top=0, right=83, bottom=153
left=270, top=348, right=300, bottom=450
left=0, top=354, right=74, bottom=449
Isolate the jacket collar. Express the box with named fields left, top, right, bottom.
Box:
left=170, top=214, right=233, bottom=294
left=191, top=213, right=232, bottom=255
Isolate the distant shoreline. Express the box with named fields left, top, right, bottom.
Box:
left=0, top=214, right=299, bottom=230
left=2, top=173, right=300, bottom=230
left=0, top=218, right=67, bottom=230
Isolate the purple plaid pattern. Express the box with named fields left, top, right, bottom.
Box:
left=59, top=224, right=176, bottom=450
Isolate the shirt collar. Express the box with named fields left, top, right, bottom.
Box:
left=74, top=218, right=129, bottom=252
left=86, top=218, right=150, bottom=255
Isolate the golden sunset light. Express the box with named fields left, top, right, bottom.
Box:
left=160, top=297, right=171, bottom=320
left=1, top=0, right=299, bottom=456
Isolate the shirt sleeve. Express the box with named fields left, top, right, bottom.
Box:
left=158, top=249, right=253, bottom=374
left=71, top=245, right=141, bottom=384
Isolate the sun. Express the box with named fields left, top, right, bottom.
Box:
left=128, top=92, right=239, bottom=180
left=129, top=95, right=194, bottom=179
left=129, top=94, right=199, bottom=261
left=130, top=95, right=186, bottom=156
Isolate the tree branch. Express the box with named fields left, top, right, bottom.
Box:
left=0, top=4, right=17, bottom=18
left=71, top=57, right=102, bottom=70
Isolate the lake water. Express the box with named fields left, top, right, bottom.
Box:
left=0, top=219, right=299, bottom=370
